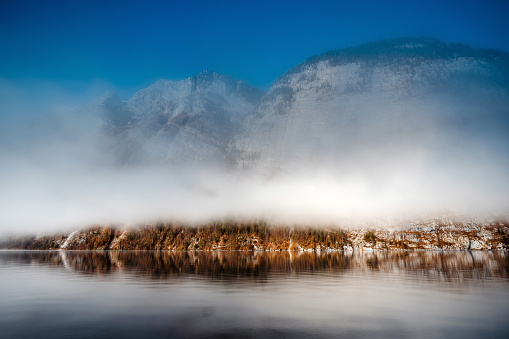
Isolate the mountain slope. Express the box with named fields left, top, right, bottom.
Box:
left=120, top=70, right=264, bottom=165
left=76, top=38, right=509, bottom=173
left=232, top=37, right=509, bottom=175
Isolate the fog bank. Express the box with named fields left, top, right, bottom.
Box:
left=1, top=78, right=509, bottom=236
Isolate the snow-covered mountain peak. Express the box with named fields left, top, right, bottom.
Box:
left=127, top=71, right=263, bottom=118
left=107, top=72, right=264, bottom=165
left=60, top=38, right=509, bottom=173
left=233, top=37, right=509, bottom=175
left=194, top=69, right=220, bottom=78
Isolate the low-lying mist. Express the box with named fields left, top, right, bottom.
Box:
left=1, top=81, right=508, bottom=237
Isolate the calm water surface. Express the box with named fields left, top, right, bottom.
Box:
left=1, top=250, right=508, bottom=338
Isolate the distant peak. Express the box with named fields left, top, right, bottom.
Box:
left=98, top=91, right=120, bottom=101
left=192, top=70, right=224, bottom=81
left=95, top=91, right=122, bottom=107
left=197, top=69, right=218, bottom=77
left=189, top=70, right=236, bottom=86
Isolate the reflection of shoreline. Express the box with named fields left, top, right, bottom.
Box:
left=1, top=250, right=508, bottom=288
left=58, top=250, right=72, bottom=271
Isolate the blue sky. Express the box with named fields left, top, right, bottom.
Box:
left=1, top=0, right=508, bottom=114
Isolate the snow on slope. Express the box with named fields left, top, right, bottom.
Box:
left=122, top=70, right=263, bottom=164
left=232, top=38, right=509, bottom=176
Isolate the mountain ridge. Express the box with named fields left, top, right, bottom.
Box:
left=282, top=36, right=509, bottom=80
left=229, top=37, right=509, bottom=174
left=28, top=37, right=509, bottom=173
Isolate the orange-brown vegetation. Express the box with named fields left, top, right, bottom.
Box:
left=0, top=219, right=508, bottom=251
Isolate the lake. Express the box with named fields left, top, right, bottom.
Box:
left=0, top=250, right=508, bottom=338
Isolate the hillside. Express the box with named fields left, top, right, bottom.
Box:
left=2, top=217, right=508, bottom=251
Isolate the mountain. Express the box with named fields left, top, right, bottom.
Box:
left=2, top=37, right=509, bottom=235
left=115, top=70, right=263, bottom=165
left=72, top=37, right=509, bottom=174
left=231, top=37, right=509, bottom=174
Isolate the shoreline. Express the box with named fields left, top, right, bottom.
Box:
left=1, top=219, right=508, bottom=252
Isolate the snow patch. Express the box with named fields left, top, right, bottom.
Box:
left=61, top=230, right=78, bottom=249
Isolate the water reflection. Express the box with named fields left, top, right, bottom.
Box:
left=1, top=250, right=509, bottom=338
left=1, top=250, right=508, bottom=286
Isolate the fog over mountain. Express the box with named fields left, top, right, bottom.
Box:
left=1, top=38, right=508, bottom=234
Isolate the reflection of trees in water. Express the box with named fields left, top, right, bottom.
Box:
left=359, top=251, right=509, bottom=284
left=0, top=251, right=508, bottom=285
